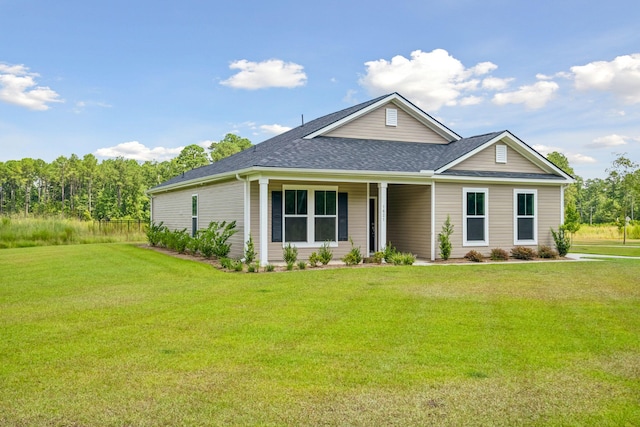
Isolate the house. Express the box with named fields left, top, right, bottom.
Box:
left=147, top=93, right=574, bottom=264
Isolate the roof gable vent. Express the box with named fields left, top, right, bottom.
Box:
left=385, top=108, right=398, bottom=127
left=496, top=144, right=507, bottom=163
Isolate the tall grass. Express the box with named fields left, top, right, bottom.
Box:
left=574, top=223, right=640, bottom=241
left=0, top=216, right=146, bottom=248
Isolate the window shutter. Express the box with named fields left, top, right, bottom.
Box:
left=338, top=192, right=348, bottom=241
left=272, top=191, right=282, bottom=242
left=496, top=144, right=507, bottom=163
left=385, top=108, right=398, bottom=127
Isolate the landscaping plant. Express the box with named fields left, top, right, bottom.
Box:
left=438, top=215, right=454, bottom=260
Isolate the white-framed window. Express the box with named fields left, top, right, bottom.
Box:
left=463, top=187, right=488, bottom=246
left=283, top=185, right=338, bottom=247
left=514, top=189, right=537, bottom=245
left=191, top=194, right=198, bottom=237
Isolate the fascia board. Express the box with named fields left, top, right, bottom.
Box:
left=433, top=174, right=574, bottom=185
left=303, top=93, right=460, bottom=142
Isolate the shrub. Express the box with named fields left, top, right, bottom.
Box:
left=490, top=248, right=509, bottom=261
left=464, top=250, right=484, bottom=262
left=198, top=220, right=238, bottom=259
left=146, top=221, right=167, bottom=246
left=168, top=228, right=191, bottom=254
left=388, top=252, right=415, bottom=265
left=438, top=215, right=454, bottom=260
left=247, top=261, right=260, bottom=273
left=551, top=227, right=571, bottom=257
left=342, top=237, right=362, bottom=266
left=297, top=261, right=307, bottom=270
left=283, top=243, right=298, bottom=270
left=363, top=252, right=383, bottom=264
left=244, top=234, right=256, bottom=265
left=382, top=243, right=397, bottom=263
left=219, top=257, right=233, bottom=269
left=537, top=245, right=558, bottom=259
left=231, top=259, right=244, bottom=272
left=510, top=246, right=536, bottom=260
left=308, top=252, right=320, bottom=267
left=318, top=241, right=333, bottom=265
left=265, top=264, right=275, bottom=272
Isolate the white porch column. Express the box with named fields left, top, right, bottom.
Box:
left=244, top=180, right=251, bottom=244
left=431, top=182, right=436, bottom=261
left=259, top=178, right=269, bottom=266
left=378, top=182, right=387, bottom=251
left=560, top=185, right=565, bottom=225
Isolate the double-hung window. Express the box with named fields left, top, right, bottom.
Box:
left=514, top=189, right=537, bottom=244
left=191, top=194, right=198, bottom=237
left=279, top=186, right=340, bottom=246
left=463, top=188, right=488, bottom=246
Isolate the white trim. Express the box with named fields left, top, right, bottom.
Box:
left=432, top=174, right=569, bottom=185
left=366, top=183, right=370, bottom=254
left=259, top=178, right=269, bottom=266
left=496, top=144, right=507, bottom=163
left=244, top=179, right=251, bottom=245
left=430, top=182, right=436, bottom=261
left=513, top=189, right=538, bottom=246
left=462, top=187, right=489, bottom=247
left=378, top=182, right=387, bottom=251
left=302, top=93, right=460, bottom=141
left=369, top=195, right=378, bottom=254
left=560, top=186, right=565, bottom=225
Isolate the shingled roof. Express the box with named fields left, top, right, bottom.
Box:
left=150, top=94, right=564, bottom=191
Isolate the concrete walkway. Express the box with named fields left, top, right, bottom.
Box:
left=566, top=253, right=640, bottom=261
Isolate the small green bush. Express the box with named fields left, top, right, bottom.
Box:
left=464, top=250, right=484, bottom=262
left=231, top=259, right=244, bottom=272
left=342, top=237, right=362, bottom=266
left=297, top=261, right=307, bottom=270
left=265, top=264, right=275, bottom=272
left=247, top=261, right=260, bottom=273
left=537, top=245, right=558, bottom=259
left=219, top=257, right=233, bottom=269
left=389, top=252, right=417, bottom=265
left=490, top=248, right=509, bottom=261
left=167, top=228, right=191, bottom=254
left=511, top=246, right=536, bottom=260
left=551, top=227, right=571, bottom=257
left=244, top=234, right=256, bottom=264
left=146, top=221, right=167, bottom=246
left=318, top=242, right=333, bottom=265
left=308, top=252, right=320, bottom=267
left=438, top=215, right=454, bottom=260
left=382, top=243, right=397, bottom=263
left=283, top=243, right=298, bottom=270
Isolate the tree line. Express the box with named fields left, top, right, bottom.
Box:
left=1, top=133, right=638, bottom=226
left=0, top=134, right=251, bottom=221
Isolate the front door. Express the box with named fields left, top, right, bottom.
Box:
left=369, top=197, right=377, bottom=253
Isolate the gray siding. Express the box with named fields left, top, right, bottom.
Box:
left=387, top=184, right=431, bottom=259
left=151, top=179, right=245, bottom=258
left=434, top=182, right=562, bottom=259
left=326, top=102, right=449, bottom=144
left=450, top=143, right=546, bottom=174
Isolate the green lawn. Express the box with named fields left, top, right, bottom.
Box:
left=572, top=240, right=640, bottom=257
left=1, top=244, right=639, bottom=426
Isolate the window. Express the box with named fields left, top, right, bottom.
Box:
left=314, top=190, right=336, bottom=242
left=463, top=188, right=488, bottom=246
left=514, top=189, right=537, bottom=244
left=273, top=186, right=346, bottom=246
left=191, top=194, right=198, bottom=237
left=284, top=189, right=308, bottom=242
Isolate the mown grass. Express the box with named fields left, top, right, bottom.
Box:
left=572, top=241, right=640, bottom=257
left=0, top=216, right=146, bottom=248
left=1, top=244, right=639, bottom=426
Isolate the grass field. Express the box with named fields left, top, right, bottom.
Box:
left=1, top=244, right=639, bottom=426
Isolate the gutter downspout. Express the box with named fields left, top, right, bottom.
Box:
left=236, top=174, right=251, bottom=250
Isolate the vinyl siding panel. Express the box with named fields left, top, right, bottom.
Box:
left=434, top=182, right=562, bottom=259
left=264, top=181, right=367, bottom=262
left=387, top=184, right=431, bottom=259
left=326, top=103, right=449, bottom=144
left=151, top=179, right=245, bottom=258
left=450, top=143, right=546, bottom=174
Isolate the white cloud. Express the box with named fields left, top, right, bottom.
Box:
left=358, top=49, right=498, bottom=111
left=570, top=53, right=640, bottom=104
left=0, top=63, right=63, bottom=110
left=343, top=89, right=358, bottom=104
left=73, top=100, right=112, bottom=114
left=95, top=141, right=183, bottom=161
left=492, top=80, right=559, bottom=109
left=482, top=76, right=513, bottom=90
left=532, top=144, right=596, bottom=165
left=586, top=134, right=631, bottom=149
left=459, top=95, right=483, bottom=106
left=220, top=59, right=307, bottom=89
left=260, top=124, right=291, bottom=135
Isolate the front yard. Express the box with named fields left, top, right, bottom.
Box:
left=1, top=244, right=639, bottom=426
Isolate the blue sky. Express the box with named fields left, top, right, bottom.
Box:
left=1, top=0, right=639, bottom=179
